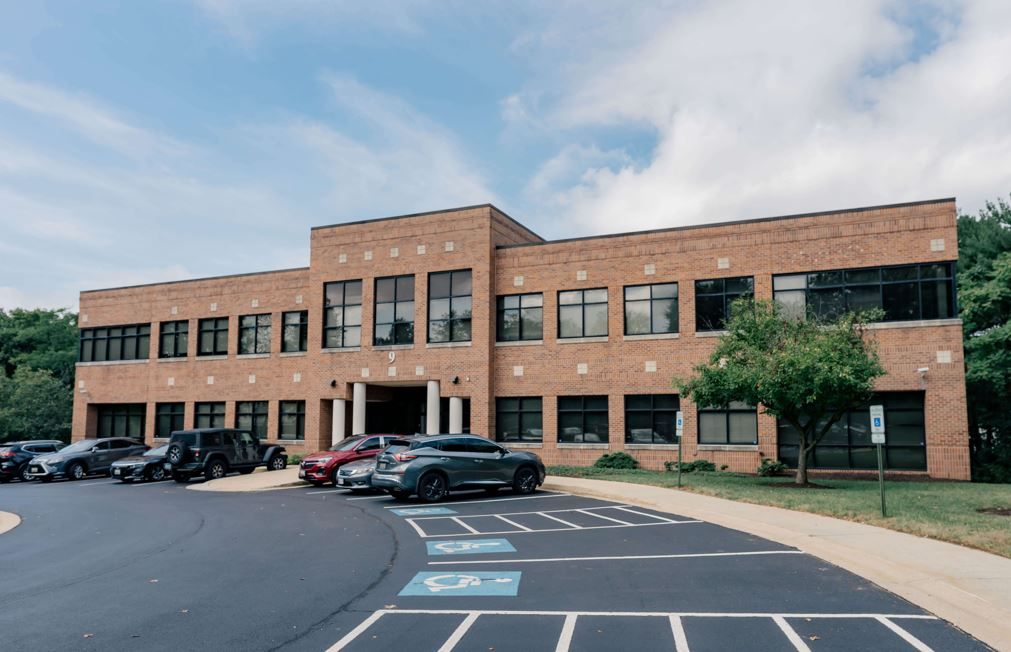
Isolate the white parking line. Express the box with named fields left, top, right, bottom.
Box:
left=346, top=495, right=390, bottom=501
left=555, top=614, right=577, bottom=652
left=381, top=492, right=571, bottom=509
left=305, top=489, right=347, bottom=495
left=407, top=519, right=702, bottom=538
left=494, top=515, right=532, bottom=531
left=773, top=615, right=811, bottom=652
left=539, top=513, right=581, bottom=528
left=77, top=480, right=121, bottom=486
left=438, top=612, right=479, bottom=652
left=877, top=616, right=933, bottom=652
left=612, top=506, right=679, bottom=522
left=451, top=517, right=480, bottom=534
left=575, top=509, right=634, bottom=525
left=670, top=615, right=690, bottom=652
left=428, top=550, right=805, bottom=565
left=326, top=610, right=385, bottom=652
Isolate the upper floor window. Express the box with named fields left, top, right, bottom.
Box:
left=773, top=263, right=956, bottom=323
left=282, top=311, right=308, bottom=353
left=625, top=394, right=679, bottom=444
left=79, top=324, right=151, bottom=362
left=698, top=402, right=757, bottom=445
left=497, top=293, right=543, bottom=342
left=624, top=283, right=678, bottom=335
left=558, top=396, right=609, bottom=444
left=197, top=317, right=229, bottom=356
left=238, top=314, right=271, bottom=355
left=374, top=275, right=414, bottom=345
left=158, top=321, right=188, bottom=359
left=695, top=276, right=754, bottom=332
left=324, top=280, right=363, bottom=348
left=428, top=270, right=472, bottom=343
left=558, top=288, right=608, bottom=338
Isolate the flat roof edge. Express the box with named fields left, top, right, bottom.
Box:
left=80, top=266, right=310, bottom=295
left=310, top=202, right=545, bottom=242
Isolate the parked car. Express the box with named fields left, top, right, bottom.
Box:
left=28, top=438, right=148, bottom=482
left=111, top=445, right=170, bottom=483
left=334, top=457, right=377, bottom=492
left=372, top=434, right=546, bottom=502
left=0, top=440, right=65, bottom=483
left=165, top=428, right=287, bottom=482
left=299, top=434, right=398, bottom=486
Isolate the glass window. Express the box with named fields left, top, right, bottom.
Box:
left=236, top=401, right=269, bottom=440
left=558, top=396, right=609, bottom=443
left=194, top=402, right=225, bottom=429
left=282, top=311, right=308, bottom=353
left=373, top=275, right=414, bottom=345
left=428, top=270, right=472, bottom=343
left=624, top=394, right=680, bottom=444
left=497, top=293, right=543, bottom=342
left=324, top=280, right=363, bottom=348
left=698, top=403, right=757, bottom=445
left=495, top=397, right=543, bottom=442
left=158, top=321, right=188, bottom=358
left=197, top=318, right=229, bottom=356
left=97, top=404, right=146, bottom=439
left=238, top=314, right=271, bottom=355
left=279, top=401, right=305, bottom=440
left=624, top=283, right=679, bottom=335
left=155, top=403, right=184, bottom=438
left=557, top=288, right=608, bottom=338
left=695, top=277, right=754, bottom=331
left=79, top=324, right=151, bottom=362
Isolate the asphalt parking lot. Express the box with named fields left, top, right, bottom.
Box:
left=0, top=478, right=992, bottom=651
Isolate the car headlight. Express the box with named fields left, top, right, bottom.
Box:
left=313, top=457, right=333, bottom=464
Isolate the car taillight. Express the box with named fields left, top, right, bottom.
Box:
left=192, top=448, right=200, bottom=458
left=393, top=452, right=417, bottom=462
left=0, top=451, right=13, bottom=458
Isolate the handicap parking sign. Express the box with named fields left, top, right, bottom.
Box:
left=399, top=571, right=522, bottom=597
left=390, top=507, right=458, bottom=516
left=426, top=539, right=516, bottom=556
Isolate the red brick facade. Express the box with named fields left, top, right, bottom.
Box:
left=73, top=199, right=971, bottom=479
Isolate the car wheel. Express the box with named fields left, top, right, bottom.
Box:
left=19, top=465, right=34, bottom=482
left=204, top=460, right=227, bottom=481
left=171, top=470, right=189, bottom=483
left=267, top=455, right=286, bottom=471
left=417, top=472, right=448, bottom=503
left=147, top=466, right=166, bottom=482
left=389, top=489, right=411, bottom=502
left=67, top=462, right=86, bottom=481
left=166, top=443, right=187, bottom=466
left=513, top=466, right=538, bottom=495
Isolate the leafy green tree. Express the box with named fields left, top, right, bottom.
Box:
left=0, top=367, right=72, bottom=442
left=0, top=308, right=78, bottom=388
left=676, top=299, right=884, bottom=485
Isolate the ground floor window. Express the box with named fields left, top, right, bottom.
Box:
left=698, top=402, right=758, bottom=445
left=236, top=401, right=269, bottom=440
left=496, top=397, right=542, bottom=442
left=194, top=402, right=225, bottom=429
left=777, top=392, right=926, bottom=470
left=558, top=396, right=609, bottom=443
left=625, top=394, right=679, bottom=444
left=279, top=401, right=305, bottom=440
left=97, top=404, right=146, bottom=439
left=155, top=403, right=184, bottom=438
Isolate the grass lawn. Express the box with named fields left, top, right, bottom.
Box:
left=548, top=466, right=1011, bottom=558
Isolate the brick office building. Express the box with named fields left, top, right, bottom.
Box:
left=72, top=198, right=970, bottom=479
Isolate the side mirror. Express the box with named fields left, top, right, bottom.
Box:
left=90, top=447, right=99, bottom=453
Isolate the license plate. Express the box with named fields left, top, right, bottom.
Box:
left=377, top=462, right=387, bottom=470
left=298, top=469, right=305, bottom=478
left=163, top=463, right=172, bottom=471
left=338, top=478, right=348, bottom=486
left=30, top=466, right=40, bottom=473
left=113, top=469, right=120, bottom=476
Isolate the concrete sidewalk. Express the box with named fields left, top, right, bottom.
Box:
left=544, top=476, right=1011, bottom=651
left=187, top=467, right=304, bottom=492
left=0, top=510, right=20, bottom=535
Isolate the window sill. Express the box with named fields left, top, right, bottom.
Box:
left=495, top=340, right=544, bottom=347
left=277, top=439, right=306, bottom=445
left=697, top=444, right=759, bottom=452
left=373, top=344, right=413, bottom=351
left=557, top=443, right=610, bottom=449
left=196, top=355, right=228, bottom=361
left=694, top=330, right=727, bottom=338
left=623, top=333, right=679, bottom=341
left=279, top=351, right=307, bottom=357
left=76, top=359, right=149, bottom=367
left=156, top=357, right=189, bottom=363
left=236, top=353, right=271, bottom=359
left=864, top=318, right=962, bottom=330
left=557, top=336, right=608, bottom=344
left=503, top=442, right=543, bottom=449
left=321, top=347, right=361, bottom=354
left=625, top=444, right=679, bottom=450
left=426, top=341, right=472, bottom=349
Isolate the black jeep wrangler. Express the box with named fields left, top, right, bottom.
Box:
left=165, top=428, right=288, bottom=483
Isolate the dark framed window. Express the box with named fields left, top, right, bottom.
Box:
left=97, top=404, right=146, bottom=438
left=79, top=324, right=151, bottom=362
left=323, top=280, right=362, bottom=348
left=695, top=277, right=754, bottom=332
left=279, top=401, right=306, bottom=440
left=428, top=269, right=472, bottom=343
left=497, top=293, right=543, bottom=342
left=155, top=403, right=184, bottom=438
left=282, top=311, right=308, bottom=353
left=197, top=318, right=229, bottom=356
left=236, top=401, right=269, bottom=440
left=558, top=396, right=609, bottom=443
left=773, top=263, right=956, bottom=323
left=625, top=394, right=679, bottom=444
left=495, top=397, right=543, bottom=442
left=558, top=288, right=608, bottom=338
left=698, top=402, right=758, bottom=444
left=194, top=402, right=226, bottom=429
left=624, top=283, right=678, bottom=335
left=238, top=314, right=272, bottom=355
left=777, top=392, right=926, bottom=470
left=374, top=275, right=414, bottom=345
left=158, top=321, right=188, bottom=358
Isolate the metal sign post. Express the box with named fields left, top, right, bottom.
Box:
left=870, top=405, right=887, bottom=517
left=675, top=411, right=684, bottom=488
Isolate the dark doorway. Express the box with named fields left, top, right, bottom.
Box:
left=366, top=386, right=426, bottom=435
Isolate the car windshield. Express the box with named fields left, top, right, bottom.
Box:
left=328, top=436, right=365, bottom=452
left=144, top=445, right=169, bottom=457
left=59, top=440, right=98, bottom=454
left=345, top=458, right=375, bottom=469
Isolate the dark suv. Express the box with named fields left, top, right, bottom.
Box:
left=28, top=438, right=148, bottom=482
left=165, top=428, right=288, bottom=482
left=0, top=440, right=65, bottom=483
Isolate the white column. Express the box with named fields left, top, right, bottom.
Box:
left=331, top=399, right=346, bottom=446
left=352, top=383, right=367, bottom=435
left=426, top=380, right=441, bottom=434
left=449, top=397, right=464, bottom=434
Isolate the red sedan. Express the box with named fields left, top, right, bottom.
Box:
left=298, top=435, right=398, bottom=486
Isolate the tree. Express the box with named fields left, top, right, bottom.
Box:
left=676, top=299, right=884, bottom=485
left=0, top=367, right=73, bottom=442
left=0, top=308, right=78, bottom=389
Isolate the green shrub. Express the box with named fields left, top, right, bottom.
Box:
left=287, top=453, right=305, bottom=465
left=757, top=458, right=788, bottom=477
left=663, top=459, right=716, bottom=473
left=593, top=452, right=639, bottom=469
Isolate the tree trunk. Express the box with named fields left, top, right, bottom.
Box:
left=796, top=442, right=809, bottom=485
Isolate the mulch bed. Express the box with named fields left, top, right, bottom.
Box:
left=976, top=507, right=1011, bottom=517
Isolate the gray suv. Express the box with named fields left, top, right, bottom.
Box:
left=28, top=438, right=147, bottom=482
left=372, top=434, right=545, bottom=502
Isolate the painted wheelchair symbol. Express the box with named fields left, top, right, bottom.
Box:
left=423, top=574, right=514, bottom=593
left=433, top=541, right=502, bottom=554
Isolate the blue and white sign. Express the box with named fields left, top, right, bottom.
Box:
left=399, top=571, right=522, bottom=597
left=870, top=404, right=886, bottom=444
left=390, top=507, right=458, bottom=516
left=426, top=539, right=516, bottom=556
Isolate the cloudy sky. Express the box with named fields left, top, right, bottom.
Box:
left=1, top=1, right=1009, bottom=310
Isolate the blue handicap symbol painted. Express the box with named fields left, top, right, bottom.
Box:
left=426, top=538, right=516, bottom=556
left=398, top=571, right=522, bottom=597
left=390, top=507, right=458, bottom=516
left=873, top=417, right=882, bottom=427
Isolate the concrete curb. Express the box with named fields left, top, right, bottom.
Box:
left=0, top=510, right=22, bottom=535
left=544, top=476, right=1011, bottom=651
left=187, top=467, right=307, bottom=492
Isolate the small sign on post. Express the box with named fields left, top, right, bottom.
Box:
left=675, top=411, right=684, bottom=488
left=870, top=404, right=887, bottom=517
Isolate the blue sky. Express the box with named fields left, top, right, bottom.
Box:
left=1, top=1, right=1009, bottom=310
